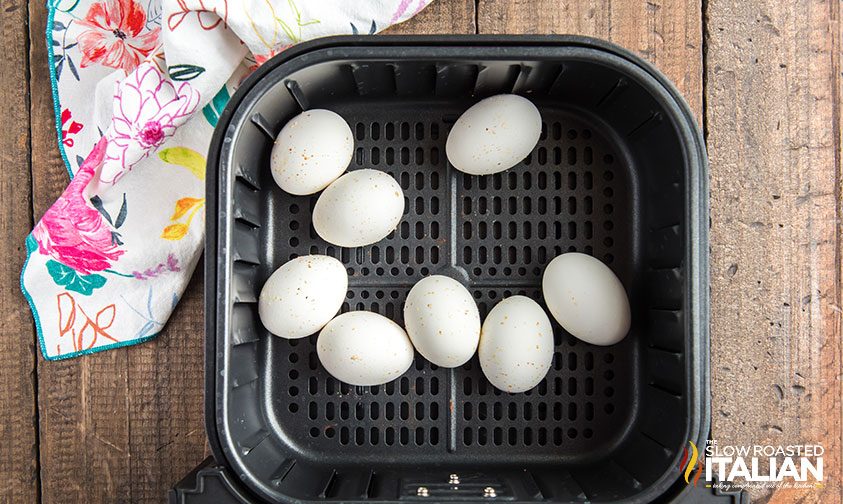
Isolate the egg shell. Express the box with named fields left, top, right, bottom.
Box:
left=270, top=109, right=353, bottom=195
left=403, top=275, right=481, bottom=368
left=258, top=255, right=347, bottom=339
left=446, top=94, right=542, bottom=176
left=312, top=169, right=405, bottom=247
left=317, top=311, right=414, bottom=386
left=542, top=252, right=631, bottom=346
left=478, top=296, right=554, bottom=393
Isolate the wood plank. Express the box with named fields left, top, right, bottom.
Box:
left=381, top=0, right=476, bottom=35
left=706, top=0, right=842, bottom=502
left=29, top=2, right=133, bottom=502
left=476, top=0, right=703, bottom=119
left=30, top=1, right=476, bottom=502
left=0, top=0, right=39, bottom=502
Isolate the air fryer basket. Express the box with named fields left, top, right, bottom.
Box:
left=206, top=36, right=709, bottom=503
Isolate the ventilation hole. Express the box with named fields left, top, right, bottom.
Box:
left=567, top=147, right=577, bottom=165
left=508, top=427, right=518, bottom=446
left=605, top=403, right=615, bottom=414
left=310, top=427, right=320, bottom=437
left=415, top=122, right=424, bottom=140
left=479, top=427, right=489, bottom=446
left=537, top=171, right=547, bottom=189
left=400, top=147, right=410, bottom=165
left=553, top=428, right=563, bottom=446
left=356, top=147, right=364, bottom=165
left=604, top=153, right=614, bottom=164
left=493, top=427, right=503, bottom=446
left=568, top=428, right=578, bottom=439
left=355, top=427, right=365, bottom=446
left=568, top=377, right=577, bottom=396
left=584, top=146, right=593, bottom=165
left=585, top=377, right=594, bottom=395
left=400, top=427, right=410, bottom=445
left=585, top=402, right=594, bottom=421
left=585, top=352, right=594, bottom=370
left=568, top=402, right=577, bottom=421
left=289, top=204, right=299, bottom=214
left=288, top=403, right=299, bottom=413
left=604, top=170, right=614, bottom=181
left=604, top=187, right=614, bottom=197
left=567, top=129, right=577, bottom=139
left=538, top=147, right=548, bottom=165
left=370, top=122, right=380, bottom=140
left=584, top=171, right=593, bottom=190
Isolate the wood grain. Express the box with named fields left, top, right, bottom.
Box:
left=0, top=0, right=38, bottom=502
left=27, top=1, right=476, bottom=503
left=381, top=0, right=476, bottom=35
left=706, top=0, right=842, bottom=502
left=477, top=0, right=703, bottom=119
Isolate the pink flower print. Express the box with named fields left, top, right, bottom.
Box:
left=102, top=63, right=200, bottom=183
left=32, top=138, right=125, bottom=275
left=60, top=108, right=83, bottom=148
left=77, top=0, right=161, bottom=74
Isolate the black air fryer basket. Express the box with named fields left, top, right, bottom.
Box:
left=192, top=36, right=719, bottom=504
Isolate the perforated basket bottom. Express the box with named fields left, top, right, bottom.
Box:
left=260, top=101, right=636, bottom=466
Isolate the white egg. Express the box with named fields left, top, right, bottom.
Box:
left=312, top=169, right=405, bottom=247
left=403, top=275, right=480, bottom=368
left=258, top=255, right=347, bottom=339
left=270, top=109, right=353, bottom=195
left=446, top=94, right=542, bottom=176
left=317, top=311, right=414, bottom=386
left=542, top=253, right=631, bottom=346
left=478, top=296, right=554, bottom=393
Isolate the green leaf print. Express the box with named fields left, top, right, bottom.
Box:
left=46, top=260, right=107, bottom=296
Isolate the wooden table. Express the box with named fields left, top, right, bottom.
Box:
left=1, top=0, right=840, bottom=502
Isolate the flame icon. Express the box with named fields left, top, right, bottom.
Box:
left=679, top=441, right=705, bottom=486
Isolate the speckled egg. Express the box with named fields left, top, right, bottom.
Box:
left=317, top=311, right=415, bottom=386
left=258, top=255, right=347, bottom=339
left=312, top=169, right=405, bottom=247
left=403, top=275, right=481, bottom=368
left=270, top=109, right=353, bottom=195
left=478, top=295, right=554, bottom=393
left=446, top=94, right=542, bottom=175
left=542, top=252, right=631, bottom=346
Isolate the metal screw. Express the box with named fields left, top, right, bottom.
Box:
left=449, top=474, right=460, bottom=485
left=483, top=487, right=497, bottom=498
left=416, top=486, right=429, bottom=497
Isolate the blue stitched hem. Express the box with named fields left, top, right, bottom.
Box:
left=47, top=0, right=75, bottom=178
left=21, top=234, right=159, bottom=360
left=24, top=1, right=159, bottom=360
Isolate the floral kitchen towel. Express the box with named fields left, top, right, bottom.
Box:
left=23, top=0, right=432, bottom=360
